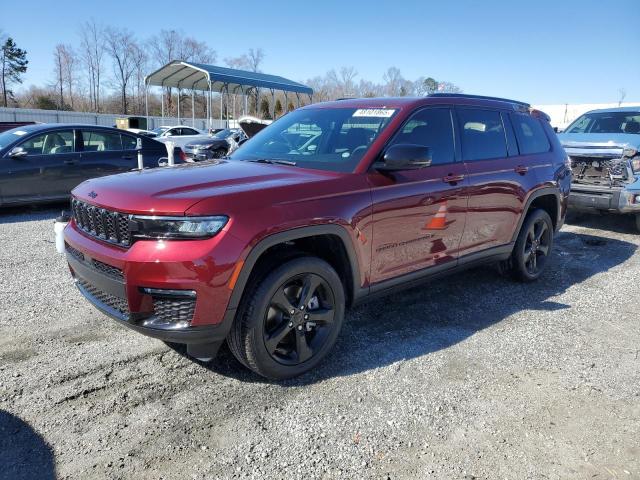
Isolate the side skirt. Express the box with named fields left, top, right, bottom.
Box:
left=359, top=243, right=513, bottom=304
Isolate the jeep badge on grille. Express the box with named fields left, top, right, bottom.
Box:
left=88, top=191, right=98, bottom=199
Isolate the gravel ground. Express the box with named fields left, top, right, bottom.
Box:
left=1, top=205, right=639, bottom=480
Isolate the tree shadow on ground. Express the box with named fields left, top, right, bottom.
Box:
left=178, top=229, right=635, bottom=385
left=0, top=410, right=55, bottom=480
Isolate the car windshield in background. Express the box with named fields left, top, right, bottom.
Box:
left=0, top=127, right=32, bottom=150
left=565, top=111, right=640, bottom=134
left=212, top=129, right=234, bottom=139
left=152, top=127, right=169, bottom=135
left=229, top=107, right=397, bottom=172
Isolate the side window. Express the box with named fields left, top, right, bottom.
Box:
left=391, top=107, right=455, bottom=165
left=81, top=130, right=123, bottom=152
left=458, top=108, right=508, bottom=161
left=19, top=130, right=74, bottom=155
left=182, top=128, right=198, bottom=135
left=510, top=113, right=551, bottom=155
left=121, top=134, right=138, bottom=150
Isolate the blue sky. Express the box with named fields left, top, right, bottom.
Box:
left=3, top=0, right=639, bottom=104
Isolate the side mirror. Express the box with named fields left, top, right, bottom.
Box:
left=9, top=147, right=27, bottom=159
left=374, top=144, right=432, bottom=171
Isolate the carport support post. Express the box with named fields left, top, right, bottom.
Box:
left=161, top=82, right=165, bottom=120
left=208, top=81, right=213, bottom=131
left=144, top=80, right=149, bottom=126
left=296, top=93, right=300, bottom=109
left=177, top=88, right=181, bottom=123
left=191, top=90, right=195, bottom=127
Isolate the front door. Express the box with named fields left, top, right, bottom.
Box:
left=0, top=129, right=79, bottom=203
left=368, top=107, right=468, bottom=284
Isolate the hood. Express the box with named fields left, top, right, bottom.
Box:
left=71, top=160, right=339, bottom=215
left=558, top=132, right=639, bottom=149
left=185, top=137, right=226, bottom=148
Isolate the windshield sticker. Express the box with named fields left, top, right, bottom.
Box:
left=12, top=130, right=27, bottom=136
left=353, top=109, right=396, bottom=118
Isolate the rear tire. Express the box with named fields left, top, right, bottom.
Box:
left=227, top=257, right=345, bottom=379
left=501, top=208, right=554, bottom=282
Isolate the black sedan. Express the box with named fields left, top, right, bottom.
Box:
left=0, top=124, right=184, bottom=206
left=183, top=128, right=247, bottom=161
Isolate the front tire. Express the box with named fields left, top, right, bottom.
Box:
left=502, top=209, right=554, bottom=282
left=227, top=257, right=345, bottom=379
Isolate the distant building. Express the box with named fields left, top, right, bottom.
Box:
left=532, top=102, right=640, bottom=131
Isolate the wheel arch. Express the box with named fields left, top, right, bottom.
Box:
left=511, top=187, right=562, bottom=243
left=227, top=225, right=366, bottom=311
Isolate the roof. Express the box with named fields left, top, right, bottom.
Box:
left=145, top=61, right=313, bottom=95
left=301, top=95, right=532, bottom=111
left=584, top=106, right=640, bottom=114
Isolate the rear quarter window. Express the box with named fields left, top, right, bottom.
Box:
left=510, top=113, right=551, bottom=155
left=457, top=108, right=508, bottom=161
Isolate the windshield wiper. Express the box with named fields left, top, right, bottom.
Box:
left=248, top=158, right=297, bottom=166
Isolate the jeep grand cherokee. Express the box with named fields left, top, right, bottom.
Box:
left=63, top=94, right=570, bottom=379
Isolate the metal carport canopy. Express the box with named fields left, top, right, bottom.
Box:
left=145, top=60, right=313, bottom=95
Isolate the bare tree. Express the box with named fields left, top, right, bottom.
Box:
left=131, top=42, right=148, bottom=114
left=618, top=88, right=627, bottom=106
left=53, top=45, right=65, bottom=108
left=105, top=27, right=137, bottom=114
left=148, top=30, right=216, bottom=116
left=79, top=20, right=105, bottom=112
left=382, top=67, right=404, bottom=96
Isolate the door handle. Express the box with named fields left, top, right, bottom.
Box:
left=63, top=159, right=78, bottom=165
left=443, top=174, right=465, bottom=184
left=515, top=165, right=529, bottom=175
left=122, top=154, right=134, bottom=160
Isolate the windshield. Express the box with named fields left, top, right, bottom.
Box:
left=229, top=107, right=397, bottom=172
left=0, top=127, right=32, bottom=150
left=565, top=111, right=640, bottom=134
left=152, top=127, right=169, bottom=135
left=212, top=128, right=234, bottom=139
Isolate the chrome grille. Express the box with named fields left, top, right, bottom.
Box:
left=71, top=198, right=131, bottom=247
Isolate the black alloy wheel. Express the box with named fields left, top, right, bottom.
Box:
left=227, top=256, right=345, bottom=379
left=502, top=208, right=554, bottom=282
left=263, top=273, right=336, bottom=365
left=523, top=217, right=551, bottom=276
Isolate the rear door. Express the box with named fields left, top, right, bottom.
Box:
left=78, top=129, right=136, bottom=181
left=456, top=107, right=538, bottom=256
left=368, top=106, right=468, bottom=283
left=0, top=129, right=80, bottom=202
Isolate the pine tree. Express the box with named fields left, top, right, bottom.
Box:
left=260, top=98, right=271, bottom=119
left=0, top=37, right=28, bottom=107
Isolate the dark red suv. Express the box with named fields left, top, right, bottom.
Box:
left=63, top=94, right=571, bottom=379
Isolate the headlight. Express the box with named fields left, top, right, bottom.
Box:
left=623, top=147, right=638, bottom=158
left=630, top=157, right=640, bottom=174
left=130, top=215, right=228, bottom=239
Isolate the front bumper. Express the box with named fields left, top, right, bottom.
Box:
left=64, top=221, right=243, bottom=345
left=569, top=184, right=640, bottom=213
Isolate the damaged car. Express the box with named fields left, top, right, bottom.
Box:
left=558, top=107, right=640, bottom=230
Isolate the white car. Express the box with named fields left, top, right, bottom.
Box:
left=153, top=125, right=210, bottom=148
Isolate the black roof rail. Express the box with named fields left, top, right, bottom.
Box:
left=428, top=93, right=530, bottom=108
